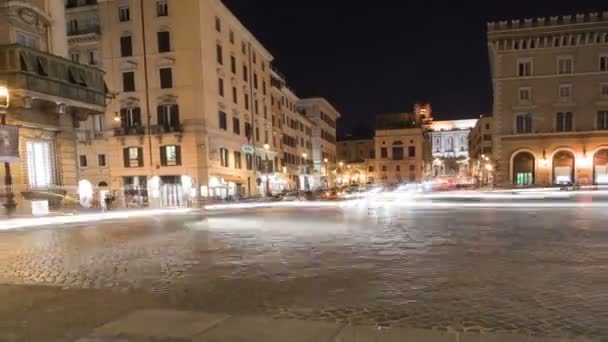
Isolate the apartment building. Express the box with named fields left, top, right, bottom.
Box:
left=336, top=138, right=374, bottom=186
left=298, top=98, right=341, bottom=188
left=67, top=0, right=275, bottom=207
left=0, top=0, right=106, bottom=215
left=468, top=115, right=494, bottom=184
left=488, top=13, right=608, bottom=187
left=269, top=69, right=314, bottom=191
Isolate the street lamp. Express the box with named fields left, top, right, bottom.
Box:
left=113, top=111, right=121, bottom=122
left=0, top=86, right=16, bottom=215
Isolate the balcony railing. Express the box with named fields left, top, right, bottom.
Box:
left=66, top=0, right=98, bottom=8
left=114, top=126, right=145, bottom=137
left=151, top=124, right=183, bottom=135
left=0, top=44, right=106, bottom=108
left=67, top=25, right=101, bottom=37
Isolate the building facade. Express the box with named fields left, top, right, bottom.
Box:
left=298, top=98, right=341, bottom=189
left=468, top=115, right=494, bottom=184
left=370, top=127, right=424, bottom=184
left=426, top=119, right=478, bottom=177
left=336, top=138, right=374, bottom=186
left=488, top=13, right=608, bottom=187
left=67, top=0, right=278, bottom=207
left=0, top=0, right=106, bottom=214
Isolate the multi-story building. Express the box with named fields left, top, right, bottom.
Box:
left=298, top=98, right=341, bottom=189
left=426, top=119, right=478, bottom=177
left=369, top=113, right=424, bottom=184
left=269, top=68, right=314, bottom=191
left=0, top=0, right=106, bottom=215
left=488, top=13, right=608, bottom=187
left=67, top=0, right=277, bottom=207
left=336, top=138, right=374, bottom=185
left=468, top=115, right=494, bottom=184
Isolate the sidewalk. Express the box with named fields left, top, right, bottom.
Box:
left=0, top=284, right=598, bottom=342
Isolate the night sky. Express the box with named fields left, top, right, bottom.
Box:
left=223, top=0, right=607, bottom=138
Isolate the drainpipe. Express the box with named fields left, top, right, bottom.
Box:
left=140, top=0, right=155, bottom=199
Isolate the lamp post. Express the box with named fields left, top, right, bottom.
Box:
left=263, top=143, right=270, bottom=197
left=0, top=86, right=16, bottom=215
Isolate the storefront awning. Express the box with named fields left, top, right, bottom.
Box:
left=211, top=174, right=243, bottom=185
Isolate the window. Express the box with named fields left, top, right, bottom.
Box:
left=255, top=99, right=259, bottom=115
left=264, top=130, right=269, bottom=144
left=246, top=153, right=253, bottom=170
left=123, top=147, right=143, bottom=168
left=157, top=31, right=171, bottom=53
left=233, top=117, right=240, bottom=135
left=232, top=86, right=237, bottom=104
left=215, top=16, right=221, bottom=32
left=118, top=6, right=130, bottom=22
left=122, top=71, right=135, bottom=92
left=517, top=58, right=532, bottom=77
left=245, top=122, right=252, bottom=139
left=380, top=147, right=388, bottom=159
left=256, top=156, right=262, bottom=171
left=255, top=127, right=260, bottom=142
left=483, top=134, right=492, bottom=141
left=601, top=84, right=608, bottom=98
left=98, top=154, right=107, bottom=167
left=483, top=147, right=493, bottom=154
left=516, top=113, right=533, bottom=133
left=408, top=146, right=416, bottom=158
left=244, top=93, right=250, bottom=110
left=79, top=155, right=87, bottom=168
left=160, top=145, right=181, bottom=166
left=120, top=36, right=132, bottom=57
left=392, top=147, right=404, bottom=160
left=262, top=81, right=266, bottom=95
left=600, top=55, right=608, bottom=72
left=220, top=148, right=229, bottom=167
left=216, top=44, right=223, bottom=64
left=241, top=41, right=247, bottom=54
left=70, top=51, right=80, bottom=63
left=519, top=87, right=531, bottom=101
left=253, top=73, right=258, bottom=89
left=218, top=111, right=227, bottom=130
left=409, top=165, right=416, bottom=172
left=229, top=30, right=235, bottom=44
left=88, top=49, right=98, bottom=65
left=559, top=84, right=572, bottom=99
left=598, top=111, right=608, bottom=130
left=381, top=165, right=387, bottom=172
left=558, top=57, right=573, bottom=74
left=159, top=68, right=173, bottom=89
left=26, top=141, right=53, bottom=188
left=157, top=104, right=180, bottom=128
left=93, top=114, right=104, bottom=132
left=556, top=112, right=573, bottom=132
left=368, top=166, right=375, bottom=172
left=120, top=107, right=142, bottom=128
left=156, top=0, right=168, bottom=16
left=16, top=31, right=38, bottom=49
left=230, top=55, right=236, bottom=74
left=218, top=78, right=224, bottom=97
left=234, top=151, right=242, bottom=169
left=242, top=65, right=248, bottom=82
left=396, top=165, right=401, bottom=172
left=485, top=123, right=491, bottom=130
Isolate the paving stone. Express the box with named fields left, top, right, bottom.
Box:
left=194, top=316, right=341, bottom=341
left=92, top=310, right=230, bottom=339
left=335, top=325, right=457, bottom=342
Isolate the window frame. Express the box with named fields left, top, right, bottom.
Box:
left=517, top=57, right=533, bottom=77
left=557, top=56, right=574, bottom=74
left=159, top=67, right=173, bottom=89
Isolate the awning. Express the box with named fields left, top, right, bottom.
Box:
left=210, top=174, right=243, bottom=185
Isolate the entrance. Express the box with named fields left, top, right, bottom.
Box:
left=160, top=176, right=183, bottom=207
left=553, top=151, right=575, bottom=184
left=512, top=152, right=535, bottom=186
left=594, top=149, right=608, bottom=184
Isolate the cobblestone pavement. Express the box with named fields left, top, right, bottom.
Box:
left=0, top=204, right=607, bottom=339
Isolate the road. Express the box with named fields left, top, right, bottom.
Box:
left=0, top=202, right=607, bottom=338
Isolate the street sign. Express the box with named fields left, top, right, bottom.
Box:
left=241, top=144, right=255, bottom=154
left=0, top=125, right=19, bottom=162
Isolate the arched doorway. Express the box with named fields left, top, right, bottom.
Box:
left=78, top=180, right=93, bottom=208
left=512, top=152, right=535, bottom=186
left=553, top=151, right=575, bottom=184
left=594, top=149, right=608, bottom=184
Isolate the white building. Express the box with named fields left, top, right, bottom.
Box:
left=426, top=119, right=478, bottom=176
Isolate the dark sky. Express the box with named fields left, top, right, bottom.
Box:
left=223, top=0, right=607, bottom=138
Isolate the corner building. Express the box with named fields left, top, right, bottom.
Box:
left=488, top=13, right=608, bottom=187
left=67, top=0, right=275, bottom=207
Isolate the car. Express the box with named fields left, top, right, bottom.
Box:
left=322, top=189, right=344, bottom=200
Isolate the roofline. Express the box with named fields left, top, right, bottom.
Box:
left=298, top=97, right=341, bottom=118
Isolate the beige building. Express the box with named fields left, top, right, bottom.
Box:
left=488, top=13, right=608, bottom=187
left=269, top=68, right=314, bottom=191
left=468, top=115, right=494, bottom=184
left=336, top=138, right=374, bottom=185
left=370, top=127, right=424, bottom=184
left=67, top=0, right=277, bottom=206
left=298, top=98, right=341, bottom=188
left=0, top=0, right=106, bottom=215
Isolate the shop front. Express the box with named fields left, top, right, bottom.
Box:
left=203, top=175, right=244, bottom=200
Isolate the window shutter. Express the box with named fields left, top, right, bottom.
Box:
left=175, top=145, right=182, bottom=166
left=171, top=104, right=180, bottom=127
left=157, top=105, right=165, bottom=126
left=160, top=146, right=167, bottom=166
left=133, top=107, right=141, bottom=126
left=123, top=148, right=129, bottom=168
left=137, top=147, right=144, bottom=166
left=120, top=108, right=128, bottom=126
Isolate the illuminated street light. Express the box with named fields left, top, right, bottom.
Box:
left=339, top=162, right=344, bottom=167
left=113, top=112, right=121, bottom=122
left=302, top=152, right=307, bottom=159
left=324, top=158, right=329, bottom=163
left=263, top=143, right=270, bottom=151
left=0, top=86, right=9, bottom=108
left=485, top=164, right=493, bottom=172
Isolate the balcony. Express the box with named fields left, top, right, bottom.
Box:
left=114, top=126, right=146, bottom=137
left=66, top=0, right=98, bottom=9
left=0, top=44, right=106, bottom=111
left=151, top=124, right=184, bottom=135
left=67, top=25, right=101, bottom=37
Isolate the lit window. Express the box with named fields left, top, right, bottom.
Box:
left=156, top=0, right=168, bottom=16
left=26, top=141, right=53, bottom=188
left=118, top=6, right=130, bottom=22
left=161, top=145, right=180, bottom=166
